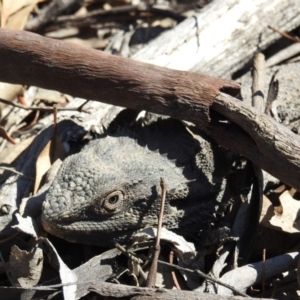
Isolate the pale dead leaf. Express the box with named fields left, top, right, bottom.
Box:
left=12, top=213, right=39, bottom=239
left=133, top=227, right=196, bottom=264
left=20, top=159, right=62, bottom=218
left=35, top=88, right=69, bottom=105
left=1, top=0, right=42, bottom=29
left=73, top=248, right=123, bottom=299
left=8, top=244, right=43, bottom=287
left=41, top=238, right=77, bottom=300
left=34, top=140, right=51, bottom=195
left=34, top=134, right=66, bottom=194
left=0, top=82, right=23, bottom=111
left=260, top=191, right=300, bottom=233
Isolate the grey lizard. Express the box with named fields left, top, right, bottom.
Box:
left=42, top=117, right=236, bottom=247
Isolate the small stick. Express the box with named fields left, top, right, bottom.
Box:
left=115, top=243, right=147, bottom=282
left=169, top=250, right=181, bottom=290
left=115, top=243, right=143, bottom=265
left=146, top=177, right=167, bottom=288
left=0, top=232, right=22, bottom=246
left=0, top=166, right=34, bottom=179
left=268, top=25, right=300, bottom=43
left=252, top=53, right=265, bottom=112
left=0, top=97, right=88, bottom=113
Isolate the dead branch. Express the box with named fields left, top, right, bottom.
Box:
left=25, top=0, right=80, bottom=32
left=217, top=252, right=299, bottom=296
left=88, top=282, right=274, bottom=299
left=0, top=29, right=300, bottom=192
left=51, top=5, right=185, bottom=29
left=133, top=0, right=300, bottom=78
left=0, top=29, right=239, bottom=126
left=210, top=93, right=300, bottom=191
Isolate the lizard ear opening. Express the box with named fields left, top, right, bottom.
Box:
left=103, top=191, right=124, bottom=212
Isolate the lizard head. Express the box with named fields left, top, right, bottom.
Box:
left=41, top=135, right=191, bottom=246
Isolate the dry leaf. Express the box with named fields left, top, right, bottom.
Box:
left=8, top=244, right=43, bottom=287
left=12, top=213, right=39, bottom=239
left=0, top=82, right=23, bottom=111
left=0, top=0, right=42, bottom=29
left=19, top=159, right=62, bottom=218
left=260, top=191, right=300, bottom=233
left=132, top=227, right=196, bottom=264
left=34, top=140, right=52, bottom=195
left=73, top=248, right=123, bottom=299
left=41, top=238, right=78, bottom=300
left=34, top=133, right=66, bottom=194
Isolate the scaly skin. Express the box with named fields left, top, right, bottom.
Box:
left=42, top=118, right=235, bottom=246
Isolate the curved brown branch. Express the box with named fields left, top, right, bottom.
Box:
left=0, top=29, right=239, bottom=126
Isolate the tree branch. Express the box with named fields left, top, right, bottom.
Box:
left=0, top=29, right=239, bottom=127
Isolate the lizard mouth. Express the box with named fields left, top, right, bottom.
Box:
left=41, top=212, right=147, bottom=246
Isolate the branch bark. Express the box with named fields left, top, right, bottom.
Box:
left=0, top=29, right=239, bottom=126
left=0, top=29, right=300, bottom=192
left=89, top=282, right=274, bottom=300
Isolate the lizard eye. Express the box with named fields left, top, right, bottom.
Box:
left=109, top=195, right=119, bottom=204
left=103, top=191, right=124, bottom=211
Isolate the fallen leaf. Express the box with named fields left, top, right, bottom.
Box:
left=260, top=191, right=300, bottom=233
left=0, top=0, right=42, bottom=29
left=0, top=82, right=23, bottom=111
left=12, top=213, right=39, bottom=239
left=8, top=244, right=43, bottom=287
left=74, top=248, right=123, bottom=299
left=132, top=227, right=196, bottom=264
left=41, top=238, right=78, bottom=300
left=34, top=140, right=51, bottom=195
left=34, top=133, right=66, bottom=194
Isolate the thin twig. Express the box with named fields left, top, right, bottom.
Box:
left=115, top=243, right=143, bottom=264
left=268, top=25, right=300, bottom=43
left=53, top=4, right=185, bottom=28
left=115, top=243, right=147, bottom=282
left=169, top=250, right=181, bottom=290
left=0, top=166, right=34, bottom=179
left=251, top=53, right=265, bottom=112
left=0, top=232, right=22, bottom=246
left=0, top=97, right=88, bottom=113
left=146, top=177, right=167, bottom=288
left=158, top=260, right=249, bottom=297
